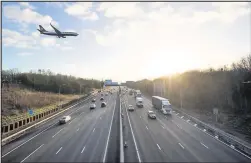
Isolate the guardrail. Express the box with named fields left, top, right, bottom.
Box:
left=1, top=92, right=96, bottom=139
left=172, top=108, right=251, bottom=157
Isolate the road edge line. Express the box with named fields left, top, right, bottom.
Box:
left=119, top=96, right=124, bottom=163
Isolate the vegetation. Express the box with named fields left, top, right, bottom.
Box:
left=1, top=69, right=102, bottom=121
left=2, top=69, right=102, bottom=94
left=126, top=54, right=251, bottom=139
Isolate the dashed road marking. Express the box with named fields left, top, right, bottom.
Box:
left=194, top=124, right=197, bottom=127
left=203, top=129, right=206, bottom=132
left=20, top=144, right=44, bottom=163
left=161, top=125, right=165, bottom=129
left=77, top=128, right=79, bottom=132
left=176, top=113, right=179, bottom=115
left=81, top=146, right=86, bottom=153
left=56, top=147, right=62, bottom=155
left=200, top=142, right=209, bottom=149
left=187, top=119, right=190, bottom=122
left=145, top=126, right=149, bottom=130
left=181, top=116, right=184, bottom=119
left=52, top=128, right=64, bottom=138
left=215, top=135, right=219, bottom=139
left=93, top=128, right=95, bottom=132
left=178, top=143, right=184, bottom=149
left=156, top=144, right=162, bottom=150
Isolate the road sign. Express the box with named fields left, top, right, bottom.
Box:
left=28, top=109, right=34, bottom=116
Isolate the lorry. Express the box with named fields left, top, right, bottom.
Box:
left=136, top=97, right=143, bottom=108
left=152, top=96, right=172, bottom=115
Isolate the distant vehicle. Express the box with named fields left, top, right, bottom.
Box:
left=136, top=97, right=143, bottom=108
left=59, top=116, right=71, bottom=124
left=100, top=97, right=104, bottom=101
left=98, top=90, right=101, bottom=93
left=37, top=23, right=78, bottom=38
left=105, top=93, right=108, bottom=96
left=128, top=105, right=135, bottom=111
left=148, top=111, right=156, bottom=119
left=101, top=102, right=107, bottom=107
left=92, top=99, right=96, bottom=102
left=152, top=96, right=172, bottom=115
left=90, top=103, right=96, bottom=110
left=129, top=90, right=133, bottom=95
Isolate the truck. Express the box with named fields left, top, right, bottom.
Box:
left=134, top=90, right=142, bottom=98
left=136, top=97, right=143, bottom=108
left=152, top=96, right=172, bottom=115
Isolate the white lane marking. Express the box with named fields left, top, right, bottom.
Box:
left=100, top=117, right=102, bottom=120
left=203, top=129, right=207, bottom=132
left=200, top=142, right=209, bottom=149
left=125, top=103, right=142, bottom=163
left=187, top=119, right=190, bottom=122
left=81, top=146, right=86, bottom=153
left=156, top=144, right=162, bottom=150
left=143, top=95, right=251, bottom=160
left=52, top=128, right=64, bottom=138
left=77, top=128, right=79, bottom=132
left=56, top=147, right=62, bottom=154
left=145, top=126, right=149, bottom=130
left=161, top=125, right=165, bottom=129
left=93, top=128, right=95, bottom=132
left=176, top=113, right=179, bottom=115
left=181, top=116, right=184, bottom=119
left=102, top=100, right=116, bottom=163
left=140, top=116, right=141, bottom=119
left=178, top=143, right=184, bottom=149
left=171, top=120, right=182, bottom=129
left=69, top=120, right=73, bottom=124
left=231, top=145, right=235, bottom=149
left=20, top=144, right=44, bottom=163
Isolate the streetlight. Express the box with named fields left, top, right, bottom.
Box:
left=58, top=84, right=66, bottom=108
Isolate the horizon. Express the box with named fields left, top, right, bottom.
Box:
left=2, top=2, right=250, bottom=82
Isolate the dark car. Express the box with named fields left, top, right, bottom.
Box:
left=92, top=99, right=96, bottom=102
left=100, top=97, right=104, bottom=101
left=101, top=102, right=107, bottom=107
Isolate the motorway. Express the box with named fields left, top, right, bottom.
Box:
left=121, top=92, right=251, bottom=162
left=2, top=88, right=251, bottom=162
left=2, top=90, right=120, bottom=163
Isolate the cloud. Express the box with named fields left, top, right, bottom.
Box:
left=2, top=29, right=38, bottom=49
left=45, top=2, right=69, bottom=8
left=20, top=2, right=36, bottom=10
left=64, top=2, right=98, bottom=21
left=3, top=4, right=58, bottom=29
left=40, top=38, right=57, bottom=47
left=98, top=2, right=144, bottom=19
left=17, top=52, right=33, bottom=56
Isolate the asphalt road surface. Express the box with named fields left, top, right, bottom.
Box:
left=121, top=92, right=251, bottom=162
left=2, top=88, right=251, bottom=162
left=2, top=91, right=119, bottom=163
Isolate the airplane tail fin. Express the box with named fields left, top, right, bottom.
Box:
left=37, top=25, right=47, bottom=33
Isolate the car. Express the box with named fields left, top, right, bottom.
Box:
left=105, top=93, right=108, bottom=96
left=128, top=105, right=134, bottom=111
left=101, top=102, right=107, bottom=107
left=59, top=116, right=71, bottom=124
left=90, top=103, right=96, bottom=110
left=148, top=110, right=156, bottom=119
left=92, top=99, right=96, bottom=102
left=100, top=97, right=104, bottom=101
left=98, top=90, right=101, bottom=93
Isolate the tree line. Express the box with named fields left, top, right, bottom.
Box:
left=126, top=54, right=251, bottom=115
left=1, top=69, right=103, bottom=95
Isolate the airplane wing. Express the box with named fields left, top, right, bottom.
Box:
left=50, top=23, right=62, bottom=36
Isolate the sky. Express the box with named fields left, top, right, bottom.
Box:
left=2, top=2, right=250, bottom=82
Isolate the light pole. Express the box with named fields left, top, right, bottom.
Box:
left=58, top=84, right=66, bottom=108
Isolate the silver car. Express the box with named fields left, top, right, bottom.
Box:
left=59, top=116, right=71, bottom=124
left=148, top=111, right=156, bottom=119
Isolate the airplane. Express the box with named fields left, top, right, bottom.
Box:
left=37, top=23, right=78, bottom=38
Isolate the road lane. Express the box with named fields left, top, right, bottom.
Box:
left=140, top=94, right=251, bottom=162
left=1, top=94, right=96, bottom=158
left=1, top=93, right=110, bottom=163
